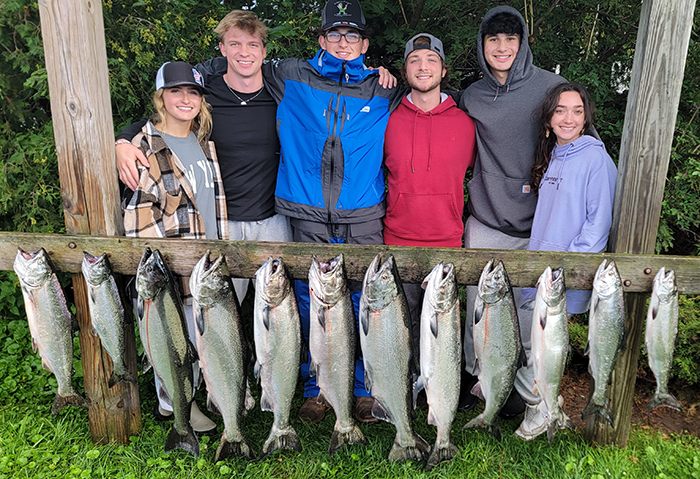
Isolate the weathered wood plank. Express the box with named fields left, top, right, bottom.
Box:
left=38, top=0, right=140, bottom=443
left=2, top=232, right=699, bottom=293
left=588, top=0, right=697, bottom=447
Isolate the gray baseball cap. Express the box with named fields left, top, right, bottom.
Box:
left=404, top=33, right=445, bottom=62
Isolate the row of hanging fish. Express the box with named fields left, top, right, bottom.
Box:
left=13, top=247, right=682, bottom=465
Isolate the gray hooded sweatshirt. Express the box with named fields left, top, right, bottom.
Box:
left=460, top=6, right=565, bottom=238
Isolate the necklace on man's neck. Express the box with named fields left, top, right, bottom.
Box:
left=223, top=76, right=264, bottom=105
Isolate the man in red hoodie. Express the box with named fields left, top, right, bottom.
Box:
left=383, top=33, right=476, bottom=358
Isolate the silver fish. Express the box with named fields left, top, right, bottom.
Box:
left=464, top=259, right=524, bottom=441
left=531, top=266, right=573, bottom=442
left=360, top=253, right=429, bottom=462
left=309, top=254, right=366, bottom=455
left=136, top=248, right=199, bottom=457
left=81, top=252, right=137, bottom=387
left=254, top=257, right=302, bottom=458
left=14, top=247, right=88, bottom=414
left=191, top=251, right=254, bottom=461
left=645, top=267, right=682, bottom=412
left=582, top=259, right=626, bottom=427
left=415, top=262, right=461, bottom=470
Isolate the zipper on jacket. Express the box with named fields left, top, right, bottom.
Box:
left=328, top=60, right=347, bottom=224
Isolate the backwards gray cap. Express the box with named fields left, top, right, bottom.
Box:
left=404, top=33, right=445, bottom=62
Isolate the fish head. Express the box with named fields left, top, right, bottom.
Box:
left=309, top=253, right=347, bottom=306
left=363, top=253, right=401, bottom=311
left=135, top=248, right=171, bottom=300
left=13, top=247, right=53, bottom=289
left=190, top=251, right=230, bottom=307
left=424, top=262, right=458, bottom=313
left=477, top=259, right=510, bottom=304
left=256, top=256, right=291, bottom=307
left=653, top=267, right=677, bottom=302
left=538, top=266, right=565, bottom=307
left=81, top=252, right=112, bottom=286
left=592, top=259, right=622, bottom=298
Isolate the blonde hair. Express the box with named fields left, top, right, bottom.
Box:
left=215, top=10, right=268, bottom=45
left=151, top=88, right=213, bottom=144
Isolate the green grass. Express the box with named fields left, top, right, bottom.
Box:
left=1, top=377, right=699, bottom=479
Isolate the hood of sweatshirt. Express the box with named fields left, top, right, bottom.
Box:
left=476, top=5, right=537, bottom=95
left=308, top=49, right=375, bottom=83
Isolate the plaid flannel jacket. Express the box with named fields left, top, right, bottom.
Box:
left=123, top=120, right=228, bottom=241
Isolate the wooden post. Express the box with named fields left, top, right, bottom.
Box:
left=586, top=0, right=696, bottom=447
left=38, top=0, right=141, bottom=443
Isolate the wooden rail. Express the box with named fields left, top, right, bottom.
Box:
left=2, top=232, right=699, bottom=293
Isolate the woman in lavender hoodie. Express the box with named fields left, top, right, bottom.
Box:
left=528, top=82, right=617, bottom=314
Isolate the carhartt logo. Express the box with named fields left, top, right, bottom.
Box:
left=335, top=2, right=350, bottom=16
left=522, top=185, right=531, bottom=193
left=360, top=106, right=370, bottom=113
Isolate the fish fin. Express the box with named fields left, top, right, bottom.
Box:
left=474, top=301, right=483, bottom=325
left=371, top=399, right=393, bottom=423
left=141, top=354, right=152, bottom=374
left=164, top=425, right=200, bottom=458
left=463, top=414, right=501, bottom=441
left=207, top=393, right=222, bottom=416
left=158, top=384, right=172, bottom=405
left=647, top=392, right=682, bottom=412
left=329, top=424, right=366, bottom=456
left=430, top=313, right=438, bottom=338
left=194, top=306, right=205, bottom=336
left=262, top=305, right=270, bottom=330
left=51, top=392, right=88, bottom=415
left=649, top=293, right=660, bottom=321
left=538, top=309, right=547, bottom=330
left=88, top=286, right=97, bottom=306
left=427, top=407, right=438, bottom=427
left=388, top=433, right=430, bottom=462
left=137, top=297, right=145, bottom=322
left=309, top=361, right=317, bottom=378
left=584, top=340, right=590, bottom=357
left=359, top=301, right=369, bottom=336
left=260, top=391, right=273, bottom=412
left=108, top=370, right=137, bottom=388
left=260, top=425, right=302, bottom=459
left=31, top=337, right=38, bottom=354
left=619, top=328, right=627, bottom=352
left=364, top=368, right=372, bottom=393
left=40, top=357, right=53, bottom=373
left=581, top=397, right=614, bottom=427
left=518, top=347, right=527, bottom=368
left=90, top=324, right=99, bottom=338
left=470, top=382, right=485, bottom=401
left=253, top=361, right=260, bottom=381
left=426, top=441, right=460, bottom=471
left=413, top=376, right=425, bottom=409
left=244, top=383, right=255, bottom=412
left=186, top=338, right=199, bottom=362
left=317, top=307, right=327, bottom=331
left=215, top=431, right=255, bottom=462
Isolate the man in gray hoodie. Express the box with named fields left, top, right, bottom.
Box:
left=459, top=6, right=566, bottom=440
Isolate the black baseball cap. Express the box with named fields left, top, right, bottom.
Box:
left=322, top=0, right=366, bottom=32
left=155, top=61, right=209, bottom=94
left=404, top=33, right=445, bottom=62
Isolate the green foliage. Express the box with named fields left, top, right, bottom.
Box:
left=674, top=295, right=700, bottom=385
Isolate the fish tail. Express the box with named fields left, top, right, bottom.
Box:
left=581, top=398, right=614, bottom=428
left=108, top=369, right=138, bottom=388
left=387, top=433, right=430, bottom=462
left=426, top=441, right=460, bottom=471
left=647, top=392, right=682, bottom=412
left=51, top=392, right=88, bottom=415
left=164, top=425, right=200, bottom=457
left=463, top=414, right=502, bottom=441
left=214, top=431, right=255, bottom=462
left=329, top=424, right=366, bottom=456
left=546, top=410, right=574, bottom=443
left=260, top=425, right=302, bottom=459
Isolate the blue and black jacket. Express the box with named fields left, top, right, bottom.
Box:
left=263, top=51, right=401, bottom=224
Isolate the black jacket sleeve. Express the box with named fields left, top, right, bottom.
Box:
left=116, top=119, right=147, bottom=141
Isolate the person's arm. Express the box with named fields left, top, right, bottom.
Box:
left=567, top=153, right=617, bottom=252
left=116, top=120, right=148, bottom=191
left=195, top=57, right=228, bottom=82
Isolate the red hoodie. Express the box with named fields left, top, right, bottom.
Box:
left=383, top=94, right=476, bottom=247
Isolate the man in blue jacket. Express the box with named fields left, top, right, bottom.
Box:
left=201, top=0, right=401, bottom=424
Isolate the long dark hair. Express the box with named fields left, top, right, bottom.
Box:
left=530, top=82, right=596, bottom=192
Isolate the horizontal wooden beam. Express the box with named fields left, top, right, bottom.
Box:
left=2, top=231, right=699, bottom=293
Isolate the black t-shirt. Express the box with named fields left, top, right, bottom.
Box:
left=119, top=76, right=280, bottom=222
left=206, top=74, right=279, bottom=221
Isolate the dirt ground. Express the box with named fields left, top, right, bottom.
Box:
left=560, top=355, right=700, bottom=437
